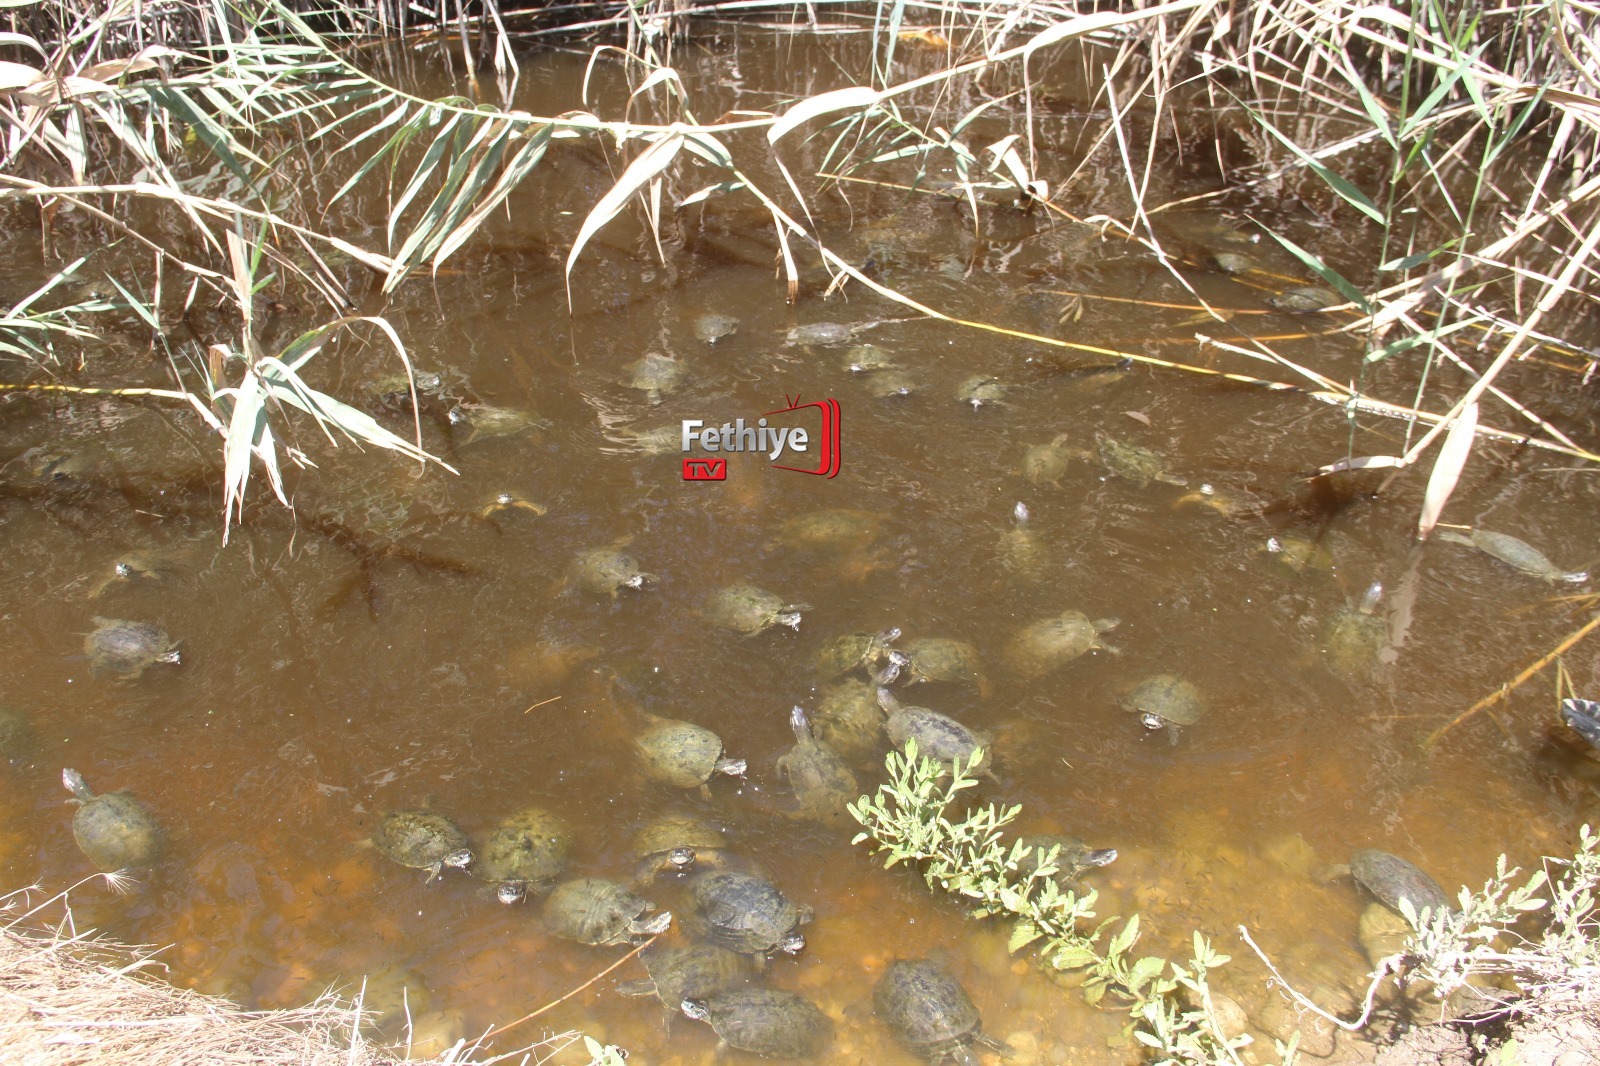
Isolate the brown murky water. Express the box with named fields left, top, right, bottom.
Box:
left=2, top=23, right=1599, bottom=1065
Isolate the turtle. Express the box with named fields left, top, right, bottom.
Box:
left=615, top=423, right=684, bottom=455
left=1212, top=251, right=1259, bottom=275
left=1437, top=529, right=1588, bottom=584
left=769, top=509, right=882, bottom=555
left=705, top=584, right=809, bottom=636
left=877, top=688, right=994, bottom=779
left=1268, top=286, right=1342, bottom=313
left=688, top=870, right=812, bottom=956
left=633, top=813, right=730, bottom=880
left=900, top=637, right=988, bottom=694
left=542, top=877, right=671, bottom=946
left=1124, top=674, right=1204, bottom=743
left=1020, top=434, right=1082, bottom=488
left=776, top=706, right=859, bottom=827
left=62, top=768, right=162, bottom=872
left=1005, top=611, right=1118, bottom=680
left=680, top=988, right=833, bottom=1058
left=875, top=959, right=1011, bottom=1064
left=955, top=375, right=1006, bottom=409
left=1011, top=834, right=1118, bottom=887
left=866, top=370, right=918, bottom=398
left=473, top=806, right=571, bottom=903
left=786, top=320, right=884, bottom=348
left=634, top=713, right=747, bottom=794
left=812, top=679, right=889, bottom=765
left=1263, top=534, right=1335, bottom=574
left=447, top=402, right=545, bottom=443
left=692, top=313, right=740, bottom=345
left=999, top=501, right=1045, bottom=577
left=617, top=942, right=756, bottom=1015
left=84, top=618, right=180, bottom=679
left=622, top=351, right=687, bottom=404
left=0, top=705, right=37, bottom=767
left=478, top=492, right=547, bottom=519
left=367, top=367, right=449, bottom=412
left=370, top=810, right=473, bottom=883
left=1094, top=433, right=1187, bottom=488
left=1350, top=848, right=1451, bottom=917
left=842, top=343, right=899, bottom=373
left=569, top=546, right=658, bottom=596
left=1561, top=697, right=1600, bottom=753
left=1174, top=483, right=1265, bottom=517
left=1322, top=582, right=1387, bottom=682
left=90, top=551, right=177, bottom=597
left=814, top=628, right=904, bottom=683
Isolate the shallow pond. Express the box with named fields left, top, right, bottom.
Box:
left=1, top=19, right=1598, bottom=1065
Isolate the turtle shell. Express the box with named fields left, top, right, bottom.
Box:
left=474, top=807, right=570, bottom=897
left=688, top=871, right=810, bottom=955
left=372, top=810, right=471, bottom=871
left=84, top=618, right=179, bottom=679
left=902, top=637, right=985, bottom=688
left=776, top=707, right=858, bottom=826
left=885, top=705, right=991, bottom=777
left=543, top=877, right=662, bottom=946
left=875, top=960, right=991, bottom=1058
left=1125, top=675, right=1204, bottom=728
left=625, top=943, right=755, bottom=1008
left=1013, top=834, right=1117, bottom=886
left=787, top=322, right=855, bottom=347
left=1351, top=849, right=1450, bottom=916
left=72, top=788, right=162, bottom=871
left=812, top=680, right=887, bottom=765
left=684, top=988, right=833, bottom=1058
left=633, top=814, right=726, bottom=873
left=705, top=585, right=802, bottom=635
left=570, top=548, right=653, bottom=595
left=635, top=717, right=727, bottom=789
left=1006, top=611, right=1108, bottom=680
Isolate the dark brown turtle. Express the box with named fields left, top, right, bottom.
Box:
left=875, top=959, right=1010, bottom=1064
left=1350, top=849, right=1450, bottom=917
left=542, top=877, right=671, bottom=946
left=681, top=988, right=833, bottom=1058
left=62, top=767, right=162, bottom=872
left=1561, top=697, right=1600, bottom=755
left=688, top=870, right=811, bottom=956
left=370, top=810, right=473, bottom=883
left=84, top=618, right=179, bottom=679
left=617, top=942, right=756, bottom=1014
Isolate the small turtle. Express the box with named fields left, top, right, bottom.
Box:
left=776, top=706, right=859, bottom=827
left=955, top=375, right=1006, bottom=409
left=1350, top=848, right=1451, bottom=917
left=473, top=806, right=571, bottom=903
left=1263, top=534, right=1335, bottom=574
left=842, top=344, right=899, bottom=373
left=542, top=877, right=671, bottom=946
left=692, top=313, right=740, bottom=345
left=623, top=351, right=687, bottom=404
left=866, top=370, right=918, bottom=398
left=688, top=870, right=812, bottom=956
left=1005, top=611, right=1117, bottom=680
left=1560, top=698, right=1600, bottom=754
left=786, top=320, right=884, bottom=348
left=1124, top=674, right=1204, bottom=743
left=367, top=368, right=447, bottom=412
left=617, top=942, right=756, bottom=1013
left=1174, top=483, right=1264, bottom=517
left=634, top=713, right=747, bottom=794
left=1437, top=529, right=1588, bottom=584
left=370, top=809, right=473, bottom=883
left=998, top=501, right=1046, bottom=579
left=448, top=402, right=545, bottom=443
left=900, top=637, right=987, bottom=694
left=1020, top=434, right=1082, bottom=488
left=877, top=688, right=993, bottom=779
left=479, top=492, right=547, bottom=519
left=1095, top=433, right=1187, bottom=488
left=814, top=628, right=904, bottom=683
left=813, top=679, right=889, bottom=765
left=770, top=509, right=882, bottom=555
left=633, top=813, right=730, bottom=879
left=1323, top=582, right=1387, bottom=682
left=1012, top=834, right=1117, bottom=887
left=62, top=768, right=162, bottom=872
left=875, top=959, right=1010, bottom=1064
left=705, top=584, right=809, bottom=636
left=570, top=546, right=658, bottom=596
left=681, top=988, right=833, bottom=1058
left=1268, top=286, right=1342, bottom=313
left=89, top=551, right=176, bottom=597
left=1212, top=251, right=1259, bottom=275
left=84, top=618, right=180, bottom=679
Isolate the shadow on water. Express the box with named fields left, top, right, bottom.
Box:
left=0, top=25, right=1598, bottom=1066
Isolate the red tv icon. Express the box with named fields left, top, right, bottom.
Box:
left=683, top=457, right=727, bottom=481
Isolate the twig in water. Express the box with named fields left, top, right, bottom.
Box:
left=481, top=932, right=661, bottom=1042
left=523, top=696, right=562, bottom=714
left=1238, top=925, right=1396, bottom=1033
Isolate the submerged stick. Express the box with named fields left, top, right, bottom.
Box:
left=480, top=932, right=660, bottom=1042
left=1423, top=612, right=1600, bottom=752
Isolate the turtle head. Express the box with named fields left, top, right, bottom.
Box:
left=443, top=848, right=474, bottom=870
left=62, top=767, right=92, bottom=801
left=1138, top=712, right=1166, bottom=733
left=667, top=846, right=698, bottom=870
left=496, top=882, right=526, bottom=905
left=774, top=609, right=804, bottom=631
left=1084, top=847, right=1118, bottom=869
left=680, top=998, right=711, bottom=1022
left=777, top=930, right=807, bottom=955
left=1561, top=698, right=1600, bottom=749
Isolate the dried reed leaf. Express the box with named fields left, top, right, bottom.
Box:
left=1417, top=402, right=1478, bottom=542
left=768, top=86, right=882, bottom=144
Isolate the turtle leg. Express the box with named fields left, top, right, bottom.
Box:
left=974, top=1032, right=1014, bottom=1058
left=424, top=862, right=443, bottom=884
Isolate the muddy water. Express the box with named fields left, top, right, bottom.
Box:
left=2, top=24, right=1599, bottom=1066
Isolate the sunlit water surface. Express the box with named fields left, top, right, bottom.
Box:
left=1, top=23, right=1598, bottom=1066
